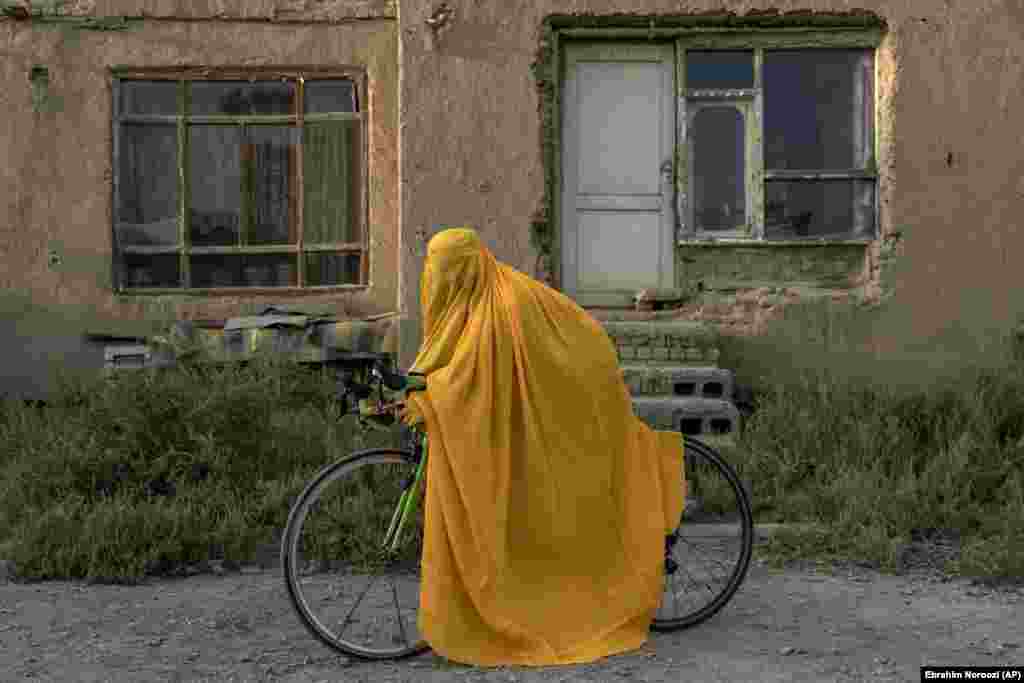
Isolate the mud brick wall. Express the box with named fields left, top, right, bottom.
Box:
left=603, top=323, right=720, bottom=366
left=671, top=286, right=859, bottom=337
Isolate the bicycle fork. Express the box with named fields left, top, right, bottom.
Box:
left=382, top=434, right=428, bottom=553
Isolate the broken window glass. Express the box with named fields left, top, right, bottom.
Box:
left=305, top=252, right=361, bottom=286
left=119, top=81, right=178, bottom=116
left=304, top=119, right=363, bottom=244
left=764, top=179, right=874, bottom=240
left=692, top=106, right=746, bottom=232
left=190, top=81, right=295, bottom=116
left=246, top=125, right=300, bottom=245
left=686, top=51, right=754, bottom=89
left=188, top=125, right=242, bottom=246
left=763, top=50, right=873, bottom=170
left=116, top=122, right=179, bottom=246
left=304, top=79, right=356, bottom=114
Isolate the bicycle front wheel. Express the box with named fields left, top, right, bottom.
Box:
left=281, top=449, right=430, bottom=660
left=651, top=435, right=754, bottom=632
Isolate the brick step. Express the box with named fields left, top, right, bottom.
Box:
left=621, top=365, right=734, bottom=400
left=599, top=321, right=719, bottom=366
left=633, top=396, right=740, bottom=436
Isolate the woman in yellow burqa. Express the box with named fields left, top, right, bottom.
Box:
left=402, top=227, right=686, bottom=667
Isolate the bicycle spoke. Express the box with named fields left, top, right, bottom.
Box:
left=652, top=438, right=753, bottom=631
left=390, top=575, right=408, bottom=647
left=670, top=570, right=681, bottom=617
left=284, top=448, right=428, bottom=660
left=678, top=537, right=739, bottom=579
left=338, top=567, right=385, bottom=638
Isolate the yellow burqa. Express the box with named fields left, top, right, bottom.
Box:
left=403, top=227, right=686, bottom=667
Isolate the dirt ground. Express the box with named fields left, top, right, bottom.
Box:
left=2, top=541, right=1022, bottom=683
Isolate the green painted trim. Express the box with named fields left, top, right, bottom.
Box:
left=679, top=239, right=873, bottom=247
left=562, top=28, right=883, bottom=47
left=698, top=278, right=857, bottom=290
left=674, top=39, right=686, bottom=239
left=240, top=123, right=253, bottom=248
left=111, top=74, right=122, bottom=291
left=29, top=64, right=49, bottom=113
left=1, top=3, right=139, bottom=31
left=534, top=12, right=885, bottom=290
left=178, top=81, right=190, bottom=288
left=546, top=12, right=886, bottom=30
left=112, top=113, right=359, bottom=125
left=752, top=48, right=764, bottom=239
left=529, top=20, right=559, bottom=283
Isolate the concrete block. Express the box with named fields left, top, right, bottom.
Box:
left=633, top=397, right=740, bottom=436
left=639, top=366, right=734, bottom=400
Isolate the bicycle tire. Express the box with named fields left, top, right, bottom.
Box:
left=650, top=435, right=754, bottom=632
left=281, top=448, right=431, bottom=661
left=283, top=439, right=753, bottom=659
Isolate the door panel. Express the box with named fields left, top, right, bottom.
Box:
left=577, top=212, right=662, bottom=290
left=561, top=43, right=676, bottom=307
left=576, top=62, right=662, bottom=195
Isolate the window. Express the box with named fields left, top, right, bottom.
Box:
left=112, top=69, right=367, bottom=291
left=679, top=43, right=876, bottom=241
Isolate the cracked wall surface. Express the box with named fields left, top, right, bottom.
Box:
left=3, top=0, right=1024, bottom=387
left=397, top=0, right=1024, bottom=367
left=0, top=1, right=398, bottom=397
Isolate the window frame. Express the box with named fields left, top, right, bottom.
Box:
left=673, top=32, right=880, bottom=244
left=110, top=66, right=369, bottom=293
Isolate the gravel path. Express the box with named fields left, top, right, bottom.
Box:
left=2, top=536, right=1021, bottom=682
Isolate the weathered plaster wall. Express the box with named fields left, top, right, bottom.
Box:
left=0, top=1, right=399, bottom=397
left=398, top=0, right=1024, bottom=370
left=0, top=1, right=398, bottom=320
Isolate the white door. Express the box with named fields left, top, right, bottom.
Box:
left=561, top=43, right=676, bottom=307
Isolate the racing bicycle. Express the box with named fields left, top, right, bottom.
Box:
left=282, top=356, right=754, bottom=660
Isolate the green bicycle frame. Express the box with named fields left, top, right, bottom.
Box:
left=383, top=431, right=428, bottom=553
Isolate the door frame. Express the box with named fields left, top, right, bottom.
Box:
left=559, top=42, right=677, bottom=307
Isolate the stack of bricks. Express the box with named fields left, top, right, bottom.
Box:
left=604, top=321, right=720, bottom=367
left=601, top=320, right=741, bottom=440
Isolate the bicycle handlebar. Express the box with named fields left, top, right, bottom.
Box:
left=339, top=361, right=427, bottom=421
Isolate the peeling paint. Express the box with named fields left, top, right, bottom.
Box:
left=529, top=18, right=558, bottom=285
left=531, top=11, right=886, bottom=296
left=545, top=9, right=886, bottom=31
left=2, top=1, right=136, bottom=29
left=29, top=64, right=49, bottom=111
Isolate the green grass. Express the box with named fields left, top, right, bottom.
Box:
left=709, top=295, right=1024, bottom=583
left=1, top=296, right=1022, bottom=585
left=0, top=353, right=403, bottom=584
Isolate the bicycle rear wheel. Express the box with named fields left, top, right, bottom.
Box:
left=651, top=435, right=754, bottom=632
left=281, top=449, right=430, bottom=660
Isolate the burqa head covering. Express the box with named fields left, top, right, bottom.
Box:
left=403, top=226, right=686, bottom=667
left=411, top=227, right=496, bottom=375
